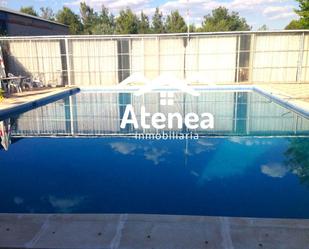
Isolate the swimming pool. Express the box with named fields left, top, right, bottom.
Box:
left=0, top=89, right=309, bottom=218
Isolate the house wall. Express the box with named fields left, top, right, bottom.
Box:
left=0, top=11, right=68, bottom=36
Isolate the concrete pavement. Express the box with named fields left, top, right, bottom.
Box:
left=0, top=214, right=309, bottom=249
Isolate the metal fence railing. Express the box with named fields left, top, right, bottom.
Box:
left=0, top=30, right=308, bottom=87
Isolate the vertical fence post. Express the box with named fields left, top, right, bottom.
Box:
left=296, top=32, right=305, bottom=83
left=29, top=40, right=33, bottom=78
left=65, top=37, right=71, bottom=86
left=157, top=36, right=160, bottom=76
left=114, top=38, right=118, bottom=84
left=129, top=38, right=132, bottom=76
left=196, top=36, right=199, bottom=82
left=249, top=33, right=255, bottom=84
left=142, top=37, right=145, bottom=76
left=235, top=35, right=241, bottom=84
left=69, top=95, right=74, bottom=135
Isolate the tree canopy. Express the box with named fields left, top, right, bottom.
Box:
left=152, top=8, right=165, bottom=33
left=19, top=3, right=253, bottom=35
left=200, top=7, right=251, bottom=32
left=40, top=7, right=55, bottom=21
left=138, top=11, right=151, bottom=34
left=80, top=2, right=99, bottom=34
left=115, top=8, right=139, bottom=34
left=286, top=0, right=309, bottom=29
left=165, top=10, right=187, bottom=33
left=20, top=6, right=38, bottom=16
left=56, top=7, right=83, bottom=35
left=258, top=24, right=268, bottom=31
left=91, top=6, right=115, bottom=35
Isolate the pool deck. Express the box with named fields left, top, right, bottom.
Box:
left=256, top=83, right=309, bottom=115
left=0, top=213, right=309, bottom=249
left=0, top=87, right=79, bottom=118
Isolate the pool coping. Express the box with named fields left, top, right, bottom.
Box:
left=253, top=86, right=309, bottom=119
left=0, top=87, right=80, bottom=120
left=0, top=213, right=308, bottom=249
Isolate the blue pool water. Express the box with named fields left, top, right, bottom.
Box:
left=0, top=90, right=309, bottom=218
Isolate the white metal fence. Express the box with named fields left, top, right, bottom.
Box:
left=0, top=30, right=308, bottom=87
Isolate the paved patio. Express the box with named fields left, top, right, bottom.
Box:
left=0, top=214, right=309, bottom=249
left=257, top=83, right=309, bottom=113
left=0, top=87, right=78, bottom=111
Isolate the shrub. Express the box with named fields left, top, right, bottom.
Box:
left=0, top=89, right=4, bottom=102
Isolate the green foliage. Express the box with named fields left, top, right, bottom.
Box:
left=56, top=7, right=83, bottom=35
left=285, top=0, right=309, bottom=29
left=0, top=27, right=6, bottom=36
left=40, top=7, right=55, bottom=21
left=285, top=138, right=309, bottom=187
left=295, top=0, right=309, bottom=23
left=201, top=7, right=251, bottom=32
left=115, top=8, right=139, bottom=34
left=30, top=4, right=253, bottom=34
left=0, top=89, right=4, bottom=101
left=91, top=6, right=115, bottom=35
left=138, top=11, right=151, bottom=34
left=285, top=20, right=303, bottom=30
left=152, top=7, right=165, bottom=33
left=258, top=24, right=268, bottom=31
left=20, top=6, right=38, bottom=16
left=188, top=24, right=196, bottom=32
left=165, top=10, right=187, bottom=33
left=80, top=2, right=100, bottom=34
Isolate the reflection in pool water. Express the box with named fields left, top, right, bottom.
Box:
left=0, top=136, right=309, bottom=218
left=285, top=138, right=309, bottom=187
left=0, top=90, right=309, bottom=218
left=1, top=91, right=309, bottom=138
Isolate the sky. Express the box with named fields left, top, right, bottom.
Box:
left=0, top=0, right=300, bottom=30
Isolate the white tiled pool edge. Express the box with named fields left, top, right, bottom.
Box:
left=0, top=87, right=80, bottom=119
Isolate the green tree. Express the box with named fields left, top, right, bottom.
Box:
left=20, top=6, right=38, bottom=16
left=40, top=7, right=55, bottom=21
left=285, top=0, right=309, bottom=29
left=56, top=7, right=83, bottom=34
left=189, top=24, right=196, bottom=32
left=285, top=138, right=309, bottom=187
left=258, top=24, right=268, bottom=31
left=138, top=11, right=150, bottom=34
left=285, top=20, right=303, bottom=29
left=91, top=6, right=115, bottom=34
left=0, top=89, right=4, bottom=101
left=115, top=8, right=139, bottom=34
left=80, top=2, right=99, bottom=34
left=201, top=7, right=250, bottom=31
left=152, top=7, right=165, bottom=33
left=165, top=10, right=187, bottom=33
